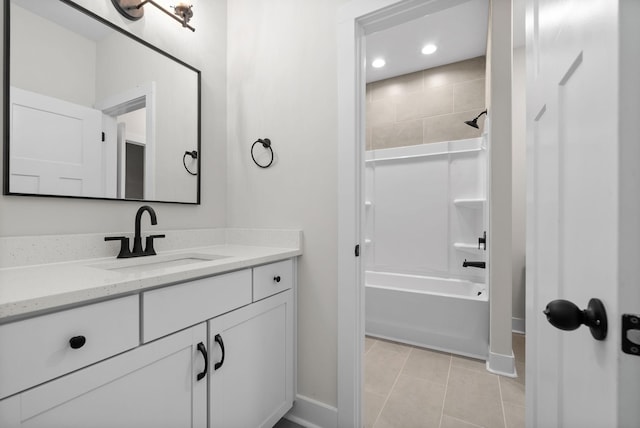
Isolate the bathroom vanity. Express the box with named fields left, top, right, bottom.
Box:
left=0, top=232, right=301, bottom=428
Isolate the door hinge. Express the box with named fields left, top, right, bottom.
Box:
left=101, top=132, right=105, bottom=142
left=355, top=244, right=360, bottom=257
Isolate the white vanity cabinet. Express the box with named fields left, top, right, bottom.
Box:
left=0, top=258, right=296, bottom=428
left=0, top=301, right=207, bottom=428
left=209, top=290, right=294, bottom=428
left=209, top=260, right=294, bottom=428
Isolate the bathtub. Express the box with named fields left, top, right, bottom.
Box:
left=365, top=271, right=489, bottom=359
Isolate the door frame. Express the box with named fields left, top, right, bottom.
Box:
left=336, top=0, right=481, bottom=426
left=95, top=82, right=156, bottom=200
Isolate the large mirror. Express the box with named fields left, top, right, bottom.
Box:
left=4, top=0, right=201, bottom=204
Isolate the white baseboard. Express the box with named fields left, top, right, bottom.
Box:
left=284, top=394, right=338, bottom=428
left=486, top=348, right=517, bottom=378
left=512, top=317, right=525, bottom=334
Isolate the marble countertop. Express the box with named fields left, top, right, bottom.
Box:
left=0, top=244, right=301, bottom=322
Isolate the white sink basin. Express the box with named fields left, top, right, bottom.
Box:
left=91, top=253, right=229, bottom=274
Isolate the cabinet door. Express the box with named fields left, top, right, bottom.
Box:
left=209, top=290, right=294, bottom=428
left=0, top=324, right=207, bottom=428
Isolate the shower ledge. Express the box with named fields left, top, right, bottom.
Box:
left=453, top=198, right=486, bottom=208
left=453, top=243, right=485, bottom=253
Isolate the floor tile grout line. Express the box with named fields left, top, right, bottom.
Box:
left=371, top=345, right=412, bottom=428
left=498, top=373, right=508, bottom=428
left=364, top=337, right=377, bottom=356
left=443, top=414, right=485, bottom=428
left=437, top=353, right=453, bottom=428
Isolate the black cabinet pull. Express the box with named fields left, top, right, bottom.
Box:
left=274, top=276, right=281, bottom=283
left=214, top=334, right=225, bottom=370
left=69, top=336, right=86, bottom=349
left=196, top=342, right=208, bottom=381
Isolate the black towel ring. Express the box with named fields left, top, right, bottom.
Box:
left=251, top=138, right=274, bottom=168
left=183, top=150, right=198, bottom=175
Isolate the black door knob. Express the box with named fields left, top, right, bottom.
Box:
left=543, top=298, right=607, bottom=340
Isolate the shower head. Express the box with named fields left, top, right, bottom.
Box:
left=464, top=119, right=479, bottom=129
left=464, top=110, right=488, bottom=129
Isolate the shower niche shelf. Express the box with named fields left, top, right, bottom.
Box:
left=453, top=198, right=485, bottom=209
left=453, top=243, right=485, bottom=254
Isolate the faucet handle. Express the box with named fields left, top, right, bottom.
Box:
left=144, top=234, right=166, bottom=256
left=104, top=236, right=132, bottom=258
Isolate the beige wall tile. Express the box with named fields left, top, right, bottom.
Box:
left=443, top=366, right=505, bottom=428
left=367, top=99, right=395, bottom=127
left=374, top=375, right=445, bottom=428
left=370, top=70, right=423, bottom=101
left=401, top=347, right=451, bottom=386
left=395, top=85, right=454, bottom=122
left=366, top=127, right=373, bottom=151
left=423, top=56, right=486, bottom=89
left=454, top=79, right=486, bottom=112
left=424, top=112, right=484, bottom=144
left=365, top=57, right=486, bottom=149
left=372, top=120, right=423, bottom=150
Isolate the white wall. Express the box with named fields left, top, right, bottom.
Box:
left=0, top=0, right=227, bottom=235
left=227, top=0, right=347, bottom=407
left=10, top=4, right=96, bottom=107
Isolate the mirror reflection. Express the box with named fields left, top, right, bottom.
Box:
left=5, top=0, right=201, bottom=203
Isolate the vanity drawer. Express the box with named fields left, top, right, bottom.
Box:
left=142, top=269, right=252, bottom=342
left=253, top=259, right=293, bottom=301
left=0, top=295, right=139, bottom=400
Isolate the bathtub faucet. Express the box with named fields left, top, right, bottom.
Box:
left=463, top=259, right=486, bottom=269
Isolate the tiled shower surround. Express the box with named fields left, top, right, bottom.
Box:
left=366, top=56, right=486, bottom=150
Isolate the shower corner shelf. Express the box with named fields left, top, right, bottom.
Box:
left=453, top=243, right=484, bottom=253
left=453, top=198, right=486, bottom=209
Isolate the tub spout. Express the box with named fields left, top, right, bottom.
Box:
left=463, top=259, right=486, bottom=269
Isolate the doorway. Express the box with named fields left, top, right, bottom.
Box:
left=337, top=0, right=516, bottom=426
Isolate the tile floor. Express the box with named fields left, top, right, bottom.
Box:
left=364, top=334, right=525, bottom=428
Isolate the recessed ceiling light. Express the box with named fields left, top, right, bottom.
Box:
left=421, top=44, right=438, bottom=55
left=371, top=58, right=386, bottom=68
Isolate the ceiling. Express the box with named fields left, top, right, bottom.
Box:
left=365, top=0, right=490, bottom=83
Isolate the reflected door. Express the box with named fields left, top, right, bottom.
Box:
left=9, top=87, right=103, bottom=197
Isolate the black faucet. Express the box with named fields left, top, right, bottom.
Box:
left=104, top=205, right=165, bottom=258
left=463, top=259, right=486, bottom=269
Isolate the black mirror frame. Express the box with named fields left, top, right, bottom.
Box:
left=3, top=0, right=201, bottom=205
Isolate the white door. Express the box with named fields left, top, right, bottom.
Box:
left=526, top=0, right=640, bottom=427
left=209, top=291, right=294, bottom=428
left=0, top=324, right=207, bottom=428
left=9, top=87, right=103, bottom=197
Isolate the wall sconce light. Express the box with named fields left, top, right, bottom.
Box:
left=111, top=0, right=195, bottom=32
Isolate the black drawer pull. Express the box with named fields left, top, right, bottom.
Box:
left=69, top=336, right=86, bottom=349
left=196, top=342, right=208, bottom=381
left=214, top=334, right=225, bottom=370
left=274, top=276, right=281, bottom=283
